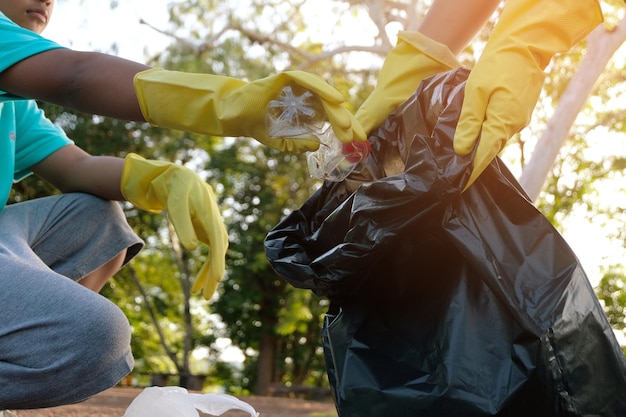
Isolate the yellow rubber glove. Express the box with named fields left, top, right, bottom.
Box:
left=120, top=153, right=228, bottom=300
left=454, top=0, right=603, bottom=189
left=356, top=31, right=460, bottom=135
left=134, top=69, right=366, bottom=153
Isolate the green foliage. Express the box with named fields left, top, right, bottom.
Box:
left=206, top=142, right=328, bottom=391
left=596, top=267, right=626, bottom=355
left=597, top=268, right=626, bottom=331
left=535, top=136, right=611, bottom=227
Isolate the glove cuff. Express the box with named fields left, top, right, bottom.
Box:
left=133, top=68, right=165, bottom=126
left=490, top=0, right=603, bottom=68
left=397, top=31, right=461, bottom=70
left=355, top=31, right=461, bottom=134
left=121, top=153, right=166, bottom=213
left=133, top=68, right=248, bottom=136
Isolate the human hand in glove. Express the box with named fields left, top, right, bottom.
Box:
left=120, top=153, right=228, bottom=300
left=453, top=0, right=603, bottom=189
left=134, top=69, right=366, bottom=153
left=355, top=31, right=460, bottom=135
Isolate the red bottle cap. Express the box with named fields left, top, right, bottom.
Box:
left=342, top=140, right=371, bottom=163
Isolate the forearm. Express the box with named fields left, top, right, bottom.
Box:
left=419, top=0, right=502, bottom=55
left=0, top=49, right=150, bottom=121
left=31, top=145, right=126, bottom=201
left=63, top=155, right=126, bottom=200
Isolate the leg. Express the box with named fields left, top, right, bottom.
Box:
left=0, top=194, right=144, bottom=409
left=0, top=259, right=135, bottom=409
left=79, top=249, right=127, bottom=292
left=26, top=193, right=143, bottom=282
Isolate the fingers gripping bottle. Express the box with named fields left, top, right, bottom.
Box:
left=265, top=85, right=370, bottom=182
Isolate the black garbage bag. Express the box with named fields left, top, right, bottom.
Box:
left=264, top=68, right=626, bottom=417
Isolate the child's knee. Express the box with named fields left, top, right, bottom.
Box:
left=78, top=299, right=133, bottom=368
left=52, top=299, right=134, bottom=405
left=0, top=297, right=133, bottom=409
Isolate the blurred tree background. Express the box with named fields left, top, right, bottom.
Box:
left=9, top=0, right=626, bottom=396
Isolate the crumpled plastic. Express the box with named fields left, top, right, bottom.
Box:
left=265, top=68, right=626, bottom=416
left=122, top=386, right=259, bottom=417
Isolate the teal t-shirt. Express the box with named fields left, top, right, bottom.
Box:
left=0, top=12, right=72, bottom=209
left=0, top=101, right=73, bottom=209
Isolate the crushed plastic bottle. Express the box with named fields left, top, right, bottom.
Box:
left=265, top=85, right=370, bottom=182
left=122, top=386, right=259, bottom=417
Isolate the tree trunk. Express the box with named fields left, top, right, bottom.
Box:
left=519, top=21, right=626, bottom=201
left=255, top=332, right=276, bottom=396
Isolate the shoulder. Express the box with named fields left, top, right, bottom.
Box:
left=0, top=12, right=66, bottom=74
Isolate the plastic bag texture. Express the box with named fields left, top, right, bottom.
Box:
left=265, top=69, right=626, bottom=416
left=122, top=386, right=259, bottom=417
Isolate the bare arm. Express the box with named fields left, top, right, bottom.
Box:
left=419, top=0, right=502, bottom=55
left=31, top=144, right=126, bottom=201
left=0, top=49, right=150, bottom=121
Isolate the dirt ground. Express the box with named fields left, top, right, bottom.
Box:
left=16, top=387, right=338, bottom=417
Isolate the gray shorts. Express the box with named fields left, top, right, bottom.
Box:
left=0, top=193, right=144, bottom=409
